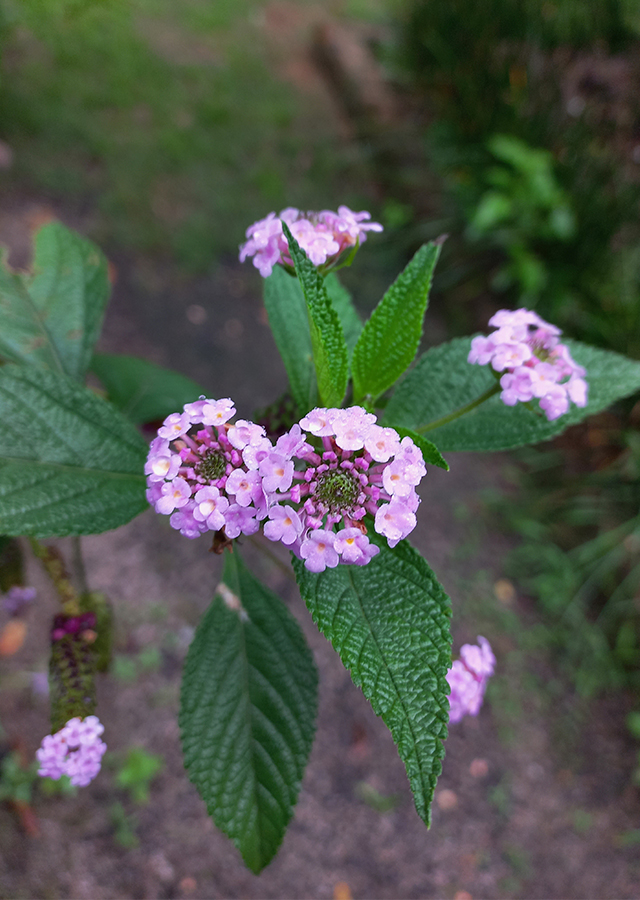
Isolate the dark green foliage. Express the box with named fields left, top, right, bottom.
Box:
left=283, top=224, right=348, bottom=409
left=0, top=365, right=148, bottom=536
left=91, top=353, right=206, bottom=425
left=352, top=241, right=441, bottom=405
left=180, top=551, right=318, bottom=873
left=384, top=338, right=640, bottom=451
left=293, top=535, right=451, bottom=826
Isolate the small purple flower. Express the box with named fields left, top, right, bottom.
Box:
left=3, top=585, right=36, bottom=617
left=262, top=406, right=426, bottom=571
left=239, top=206, right=383, bottom=277
left=446, top=636, right=495, bottom=724
left=146, top=397, right=272, bottom=540
left=36, top=715, right=107, bottom=787
left=468, top=308, right=588, bottom=421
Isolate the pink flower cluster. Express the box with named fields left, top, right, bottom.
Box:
left=36, top=716, right=106, bottom=787
left=446, top=637, right=495, bottom=724
left=146, top=401, right=427, bottom=572
left=239, top=206, right=383, bottom=277
left=468, top=308, right=588, bottom=421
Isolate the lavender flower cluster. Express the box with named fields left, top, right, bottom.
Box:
left=145, top=401, right=426, bottom=572
left=468, top=308, right=588, bottom=421
left=36, top=715, right=107, bottom=787
left=239, top=206, right=383, bottom=277
left=446, top=637, right=495, bottom=723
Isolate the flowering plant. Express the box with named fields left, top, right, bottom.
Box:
left=1, top=211, right=640, bottom=872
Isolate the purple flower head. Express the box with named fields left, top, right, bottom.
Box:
left=446, top=636, right=495, bottom=724
left=468, top=308, right=588, bottom=421
left=239, top=206, right=383, bottom=277
left=36, top=715, right=107, bottom=787
left=261, top=407, right=425, bottom=571
left=146, top=398, right=273, bottom=541
left=3, top=585, right=36, bottom=617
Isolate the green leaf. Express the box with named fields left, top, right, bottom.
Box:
left=180, top=551, right=318, bottom=874
left=324, top=272, right=363, bottom=358
left=0, top=222, right=109, bottom=380
left=384, top=337, right=640, bottom=452
left=0, top=365, right=148, bottom=536
left=91, top=353, right=206, bottom=424
left=283, top=223, right=348, bottom=409
left=263, top=266, right=317, bottom=415
left=391, top=426, right=449, bottom=471
left=293, top=535, right=451, bottom=826
left=351, top=242, right=441, bottom=405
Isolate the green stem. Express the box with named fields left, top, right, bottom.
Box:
left=29, top=538, right=80, bottom=615
left=415, top=383, right=501, bottom=434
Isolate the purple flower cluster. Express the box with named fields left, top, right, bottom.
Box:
left=468, top=308, right=588, bottom=421
left=146, top=401, right=427, bottom=572
left=36, top=715, right=106, bottom=787
left=446, top=637, right=495, bottom=724
left=263, top=407, right=425, bottom=572
left=2, top=585, right=36, bottom=617
left=239, top=206, right=383, bottom=277
left=145, top=398, right=270, bottom=541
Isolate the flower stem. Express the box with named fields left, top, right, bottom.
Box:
left=415, top=383, right=501, bottom=434
left=29, top=538, right=80, bottom=615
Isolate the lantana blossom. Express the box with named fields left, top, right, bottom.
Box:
left=468, top=308, right=588, bottom=421
left=36, top=716, right=107, bottom=787
left=446, top=636, right=495, bottom=724
left=259, top=407, right=426, bottom=572
left=239, top=206, right=383, bottom=277
left=145, top=398, right=271, bottom=539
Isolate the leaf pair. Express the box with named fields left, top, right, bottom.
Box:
left=264, top=226, right=441, bottom=415
left=180, top=537, right=452, bottom=872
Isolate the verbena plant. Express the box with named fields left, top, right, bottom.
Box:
left=2, top=211, right=640, bottom=872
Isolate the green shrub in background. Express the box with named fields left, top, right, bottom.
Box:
left=394, top=0, right=640, bottom=358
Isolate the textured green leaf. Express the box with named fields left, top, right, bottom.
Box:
left=293, top=535, right=451, bottom=826
left=0, top=365, right=148, bottom=537
left=352, top=242, right=441, bottom=405
left=262, top=266, right=317, bottom=415
left=0, top=222, right=109, bottom=379
left=384, top=337, right=640, bottom=452
left=180, top=551, right=318, bottom=873
left=324, top=272, right=363, bottom=358
left=91, top=353, right=206, bottom=424
left=283, top=223, right=348, bottom=408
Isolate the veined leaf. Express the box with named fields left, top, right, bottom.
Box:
left=352, top=242, right=441, bottom=405
left=283, top=223, right=348, bottom=409
left=0, top=365, right=148, bottom=536
left=263, top=266, right=317, bottom=415
left=91, top=353, right=206, bottom=424
left=384, top=337, right=640, bottom=452
left=293, top=535, right=451, bottom=826
left=180, top=551, right=318, bottom=873
left=0, top=222, right=109, bottom=380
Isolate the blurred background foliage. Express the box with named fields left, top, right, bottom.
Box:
left=1, top=0, right=640, bottom=699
